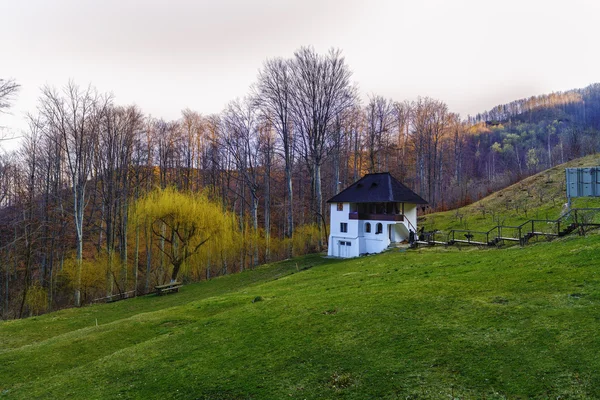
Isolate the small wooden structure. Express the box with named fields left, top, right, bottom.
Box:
left=155, top=282, right=182, bottom=296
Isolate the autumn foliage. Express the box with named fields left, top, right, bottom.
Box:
left=133, top=187, right=239, bottom=282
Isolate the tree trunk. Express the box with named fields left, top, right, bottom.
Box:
left=264, top=164, right=271, bottom=262
left=144, top=223, right=152, bottom=294
left=314, top=162, right=323, bottom=247
left=120, top=201, right=128, bottom=292
left=171, top=261, right=181, bottom=282
left=250, top=191, right=259, bottom=267
left=74, top=188, right=85, bottom=307
left=285, top=164, right=293, bottom=256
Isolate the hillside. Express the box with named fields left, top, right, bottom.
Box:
left=4, top=78, right=600, bottom=318
left=420, top=153, right=600, bottom=233
left=2, top=229, right=600, bottom=398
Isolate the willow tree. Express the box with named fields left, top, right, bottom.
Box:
left=134, top=187, right=237, bottom=283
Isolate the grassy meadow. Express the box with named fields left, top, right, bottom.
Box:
left=2, top=231, right=600, bottom=399
left=3, top=156, right=600, bottom=399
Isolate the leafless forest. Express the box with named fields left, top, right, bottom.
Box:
left=1, top=48, right=600, bottom=318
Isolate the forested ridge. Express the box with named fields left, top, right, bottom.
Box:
left=1, top=49, right=600, bottom=318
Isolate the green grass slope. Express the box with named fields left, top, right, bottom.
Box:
left=421, top=154, right=600, bottom=233
left=2, top=232, right=600, bottom=399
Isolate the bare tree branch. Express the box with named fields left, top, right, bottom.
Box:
left=0, top=79, right=20, bottom=114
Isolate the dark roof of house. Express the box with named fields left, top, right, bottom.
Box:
left=326, top=172, right=428, bottom=204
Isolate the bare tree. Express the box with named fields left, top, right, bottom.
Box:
left=410, top=97, right=449, bottom=207
left=0, top=154, right=11, bottom=207
left=16, top=116, right=44, bottom=317
left=0, top=152, right=19, bottom=316
left=95, top=105, right=142, bottom=296
left=0, top=79, right=20, bottom=142
left=180, top=109, right=206, bottom=191
left=221, top=98, right=261, bottom=267
left=154, top=119, right=180, bottom=189
left=343, top=106, right=364, bottom=181
left=393, top=101, right=412, bottom=182
left=37, top=115, right=67, bottom=309
left=38, top=82, right=110, bottom=306
left=0, top=79, right=20, bottom=115
left=365, top=95, right=395, bottom=173
left=257, top=120, right=275, bottom=261
left=289, top=47, right=357, bottom=234
left=255, top=58, right=295, bottom=243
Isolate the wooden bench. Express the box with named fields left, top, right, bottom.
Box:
left=155, top=282, right=183, bottom=296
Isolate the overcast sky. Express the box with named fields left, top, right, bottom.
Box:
left=2, top=0, right=600, bottom=150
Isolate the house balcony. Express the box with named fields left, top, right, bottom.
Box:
left=348, top=212, right=404, bottom=222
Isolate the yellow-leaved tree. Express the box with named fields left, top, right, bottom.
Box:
left=133, top=187, right=238, bottom=282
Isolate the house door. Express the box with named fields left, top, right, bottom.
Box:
left=338, top=241, right=349, bottom=257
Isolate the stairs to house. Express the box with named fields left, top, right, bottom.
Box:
left=520, top=232, right=535, bottom=245
left=559, top=223, right=579, bottom=237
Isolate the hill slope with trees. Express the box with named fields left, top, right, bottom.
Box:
left=421, top=153, right=600, bottom=233
left=3, top=49, right=600, bottom=317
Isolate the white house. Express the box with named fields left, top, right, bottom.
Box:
left=326, top=172, right=428, bottom=258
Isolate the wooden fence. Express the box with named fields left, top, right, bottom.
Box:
left=416, top=208, right=600, bottom=248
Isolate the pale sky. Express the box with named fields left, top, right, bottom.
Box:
left=2, top=0, right=600, bottom=150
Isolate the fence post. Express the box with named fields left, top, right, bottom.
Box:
left=519, top=226, right=523, bottom=246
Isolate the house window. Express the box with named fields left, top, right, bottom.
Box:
left=340, top=222, right=348, bottom=233
left=338, top=241, right=351, bottom=246
left=365, top=222, right=371, bottom=233
left=376, top=223, right=383, bottom=234
left=337, top=203, right=344, bottom=211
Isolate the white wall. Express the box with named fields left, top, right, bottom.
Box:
left=360, top=220, right=391, bottom=254
left=328, top=203, right=359, bottom=257
left=403, top=203, right=418, bottom=233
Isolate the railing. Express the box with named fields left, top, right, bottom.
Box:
left=404, top=217, right=417, bottom=233
left=567, top=208, right=600, bottom=226
left=447, top=229, right=490, bottom=245
left=349, top=212, right=404, bottom=222
left=517, top=219, right=559, bottom=236
left=494, top=225, right=522, bottom=242
left=418, top=230, right=446, bottom=245
left=415, top=208, right=600, bottom=248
